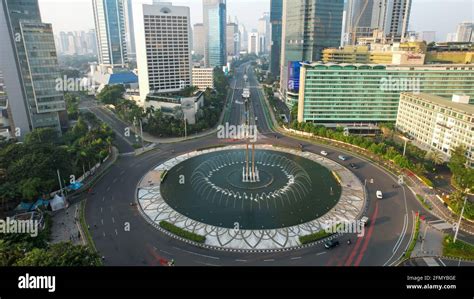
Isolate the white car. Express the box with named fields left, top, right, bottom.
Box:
left=376, top=190, right=383, bottom=199
left=320, top=151, right=328, bottom=156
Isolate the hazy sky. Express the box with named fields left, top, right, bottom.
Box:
left=39, top=0, right=473, bottom=41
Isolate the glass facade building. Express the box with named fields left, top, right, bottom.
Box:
left=280, top=0, right=344, bottom=107
left=0, top=0, right=66, bottom=135
left=270, top=0, right=282, bottom=76
left=93, top=0, right=128, bottom=67
left=203, top=0, right=226, bottom=67
left=298, top=63, right=474, bottom=123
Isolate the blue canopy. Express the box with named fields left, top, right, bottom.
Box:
left=68, top=182, right=83, bottom=191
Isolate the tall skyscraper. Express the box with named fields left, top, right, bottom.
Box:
left=344, top=0, right=412, bottom=45
left=270, top=0, right=283, bottom=76
left=137, top=2, right=192, bottom=101
left=226, top=22, right=240, bottom=57
left=124, top=0, right=136, bottom=61
left=193, top=23, right=205, bottom=56
left=203, top=0, right=226, bottom=67
left=0, top=0, right=67, bottom=137
left=248, top=32, right=260, bottom=55
left=455, top=22, right=474, bottom=42
left=258, top=12, right=271, bottom=54
left=279, top=0, right=344, bottom=106
left=239, top=24, right=248, bottom=52
left=92, top=0, right=128, bottom=68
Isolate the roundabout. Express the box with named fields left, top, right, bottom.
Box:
left=137, top=145, right=366, bottom=251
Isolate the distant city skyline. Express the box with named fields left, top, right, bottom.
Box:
left=38, top=0, right=473, bottom=42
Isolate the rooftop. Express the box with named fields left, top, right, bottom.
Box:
left=401, top=92, right=474, bottom=115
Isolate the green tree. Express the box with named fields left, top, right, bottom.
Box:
left=15, top=242, right=102, bottom=266
left=426, top=150, right=444, bottom=166
left=96, top=85, right=125, bottom=106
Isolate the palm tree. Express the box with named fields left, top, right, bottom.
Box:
left=426, top=150, right=444, bottom=166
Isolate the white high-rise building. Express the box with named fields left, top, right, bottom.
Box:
left=258, top=12, right=271, bottom=54
left=248, top=32, right=260, bottom=55
left=345, top=0, right=412, bottom=44
left=137, top=2, right=192, bottom=102
left=455, top=22, right=474, bottom=42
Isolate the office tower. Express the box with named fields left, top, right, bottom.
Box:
left=258, top=12, right=271, bottom=54
left=279, top=0, right=344, bottom=106
left=203, top=0, right=226, bottom=67
left=248, top=32, right=260, bottom=55
left=239, top=24, right=248, bottom=52
left=270, top=0, right=283, bottom=75
left=137, top=2, right=192, bottom=100
left=86, top=29, right=98, bottom=56
left=0, top=71, right=12, bottom=138
left=92, top=0, right=128, bottom=68
left=345, top=0, right=377, bottom=45
left=226, top=22, right=240, bottom=57
left=396, top=93, right=474, bottom=167
left=297, top=63, right=474, bottom=124
left=446, top=33, right=457, bottom=42
left=124, top=0, right=136, bottom=61
left=193, top=23, right=205, bottom=56
left=455, top=22, right=474, bottom=42
left=0, top=0, right=67, bottom=137
left=345, top=0, right=412, bottom=45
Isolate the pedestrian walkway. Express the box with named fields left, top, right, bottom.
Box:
left=412, top=220, right=443, bottom=258
left=50, top=202, right=84, bottom=245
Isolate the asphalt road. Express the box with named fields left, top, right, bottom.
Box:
left=84, top=65, right=446, bottom=267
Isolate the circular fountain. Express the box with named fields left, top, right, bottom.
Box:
left=137, top=145, right=365, bottom=251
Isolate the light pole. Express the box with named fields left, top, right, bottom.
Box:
left=402, top=137, right=409, bottom=157
left=453, top=189, right=469, bottom=243
left=184, top=115, right=187, bottom=140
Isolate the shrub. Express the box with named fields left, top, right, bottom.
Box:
left=159, top=221, right=206, bottom=243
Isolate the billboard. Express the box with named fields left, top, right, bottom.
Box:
left=287, top=61, right=301, bottom=93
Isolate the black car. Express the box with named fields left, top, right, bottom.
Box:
left=324, top=240, right=340, bottom=249
left=349, top=163, right=358, bottom=169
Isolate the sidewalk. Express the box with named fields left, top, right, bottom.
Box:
left=411, top=219, right=444, bottom=258
left=50, top=202, right=84, bottom=245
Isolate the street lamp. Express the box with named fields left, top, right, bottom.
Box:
left=401, top=136, right=410, bottom=157
left=453, top=188, right=470, bottom=243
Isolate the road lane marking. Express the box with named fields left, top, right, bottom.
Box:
left=263, top=259, right=275, bottom=262
left=100, top=207, right=103, bottom=213
left=113, top=178, right=118, bottom=183
left=106, top=186, right=110, bottom=192
left=290, top=257, right=302, bottom=260
left=194, top=261, right=219, bottom=266
left=115, top=229, right=118, bottom=236
left=112, top=217, right=115, bottom=224
left=172, top=246, right=220, bottom=260
left=235, top=259, right=247, bottom=262
left=101, top=219, right=104, bottom=225
left=102, top=232, right=106, bottom=237
left=438, top=258, right=446, bottom=267
left=316, top=252, right=327, bottom=256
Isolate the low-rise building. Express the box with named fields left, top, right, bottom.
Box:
left=396, top=93, right=474, bottom=167
left=146, top=91, right=205, bottom=125
left=192, top=67, right=214, bottom=90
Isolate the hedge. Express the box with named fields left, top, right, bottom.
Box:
left=159, top=221, right=206, bottom=243
left=443, top=235, right=474, bottom=260
left=404, top=215, right=421, bottom=259
left=299, top=224, right=342, bottom=245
